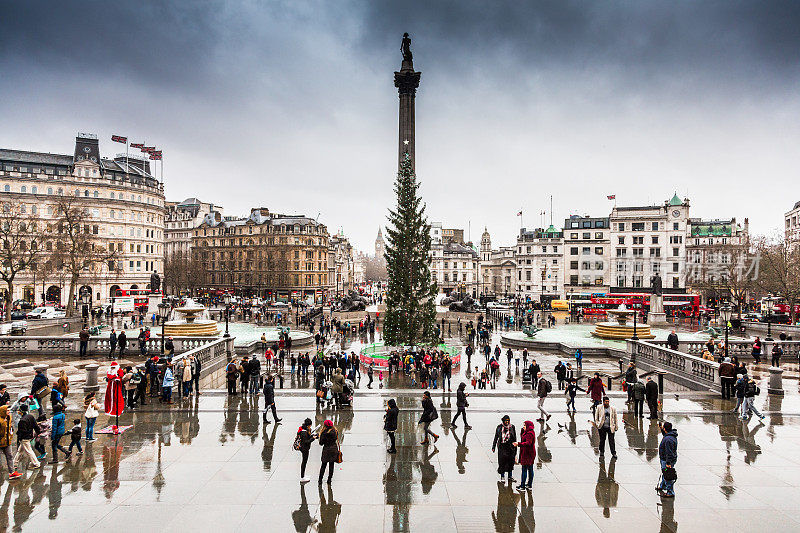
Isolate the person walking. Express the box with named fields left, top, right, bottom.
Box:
left=296, top=418, right=317, bottom=482
left=587, top=372, right=605, bottom=414
left=262, top=375, right=282, bottom=424
left=318, top=419, right=339, bottom=484
left=657, top=421, right=678, bottom=498
left=515, top=420, right=536, bottom=491
left=741, top=376, right=766, bottom=421
left=384, top=399, right=399, bottom=453
left=192, top=355, right=202, bottom=395
left=492, top=415, right=517, bottom=482
left=84, top=392, right=99, bottom=441
left=67, top=419, right=83, bottom=456
left=451, top=382, right=472, bottom=429
left=564, top=378, right=584, bottom=413
left=49, top=404, right=70, bottom=463
left=733, top=373, right=748, bottom=415
left=0, top=406, right=21, bottom=479
left=593, top=397, right=618, bottom=458
left=161, top=363, right=174, bottom=404
left=123, top=366, right=137, bottom=410
left=554, top=361, right=567, bottom=390
left=632, top=379, right=646, bottom=417
left=14, top=404, right=40, bottom=469
left=225, top=361, right=238, bottom=395
left=624, top=363, right=638, bottom=403
left=645, top=376, right=659, bottom=420
left=182, top=359, right=193, bottom=397
left=419, top=391, right=439, bottom=444
left=771, top=344, right=783, bottom=367
left=331, top=368, right=345, bottom=409
left=31, top=368, right=49, bottom=417
left=367, top=363, right=374, bottom=389
left=535, top=372, right=551, bottom=422
left=574, top=349, right=583, bottom=371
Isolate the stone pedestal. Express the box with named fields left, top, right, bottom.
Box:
left=648, top=312, right=668, bottom=326
left=768, top=366, right=784, bottom=396
left=648, top=294, right=668, bottom=326
left=147, top=294, right=161, bottom=316
left=84, top=363, right=100, bottom=393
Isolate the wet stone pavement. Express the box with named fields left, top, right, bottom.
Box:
left=3, top=383, right=800, bottom=533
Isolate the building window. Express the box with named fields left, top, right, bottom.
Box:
left=618, top=237, right=624, bottom=244
left=583, top=232, right=591, bottom=239
left=571, top=247, right=578, bottom=255
left=632, top=222, right=644, bottom=231
left=595, top=247, right=603, bottom=255
left=595, top=232, right=603, bottom=239
left=570, top=233, right=578, bottom=239
left=673, top=222, right=679, bottom=230
left=672, top=262, right=679, bottom=272
left=652, top=222, right=658, bottom=231
left=570, top=261, right=579, bottom=269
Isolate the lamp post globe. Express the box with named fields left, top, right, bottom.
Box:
left=158, top=302, right=170, bottom=355
left=223, top=293, right=232, bottom=338
left=720, top=303, right=733, bottom=360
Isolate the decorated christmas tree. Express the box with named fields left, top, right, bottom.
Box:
left=383, top=151, right=438, bottom=347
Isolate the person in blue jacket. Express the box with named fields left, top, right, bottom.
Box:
left=49, top=404, right=70, bottom=463
left=657, top=421, right=678, bottom=497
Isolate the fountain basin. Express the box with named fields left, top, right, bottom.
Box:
left=591, top=321, right=654, bottom=340
left=163, top=319, right=220, bottom=337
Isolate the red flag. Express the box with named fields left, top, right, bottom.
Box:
left=517, top=211, right=522, bottom=216
left=130, top=142, right=144, bottom=149
left=142, top=146, right=156, bottom=152
left=150, top=150, right=162, bottom=157
left=607, top=195, right=616, bottom=200
left=149, top=154, right=162, bottom=160
left=111, top=135, right=127, bottom=144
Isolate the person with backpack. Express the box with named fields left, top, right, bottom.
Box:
left=419, top=391, right=439, bottom=444
left=384, top=399, right=399, bottom=453
left=295, top=418, right=317, bottom=482
left=741, top=377, right=766, bottom=421
left=587, top=372, right=605, bottom=414
left=536, top=372, right=551, bottom=422
left=733, top=373, right=748, bottom=415
left=771, top=344, right=783, bottom=367
left=0, top=406, right=21, bottom=479
left=632, top=379, right=646, bottom=417
left=451, top=382, right=472, bottom=429
left=13, top=404, right=40, bottom=469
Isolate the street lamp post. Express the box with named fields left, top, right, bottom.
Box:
left=80, top=291, right=91, bottom=329
left=764, top=294, right=775, bottom=341
left=223, top=293, right=231, bottom=338
left=158, top=302, right=170, bottom=355
left=632, top=302, right=639, bottom=341
left=720, top=303, right=733, bottom=360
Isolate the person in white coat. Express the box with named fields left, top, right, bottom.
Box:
left=593, top=397, right=618, bottom=458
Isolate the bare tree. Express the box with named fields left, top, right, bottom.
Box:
left=52, top=197, right=118, bottom=317
left=0, top=202, right=49, bottom=314
left=687, top=241, right=756, bottom=318
left=753, top=234, right=800, bottom=323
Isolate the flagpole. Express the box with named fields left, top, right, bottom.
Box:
left=125, top=140, right=129, bottom=177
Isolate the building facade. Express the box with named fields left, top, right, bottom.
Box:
left=563, top=215, right=611, bottom=294
left=0, top=133, right=165, bottom=307
left=430, top=222, right=479, bottom=296
left=192, top=207, right=330, bottom=301
left=478, top=228, right=516, bottom=298
left=685, top=217, right=749, bottom=304
left=328, top=233, right=355, bottom=296
left=165, top=197, right=221, bottom=258
left=516, top=225, right=564, bottom=305
left=786, top=201, right=800, bottom=249
left=609, top=194, right=689, bottom=292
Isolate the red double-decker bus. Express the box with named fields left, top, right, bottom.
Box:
left=588, top=292, right=700, bottom=317
left=111, top=288, right=154, bottom=311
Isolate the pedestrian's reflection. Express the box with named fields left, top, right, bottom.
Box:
left=291, top=482, right=317, bottom=532
left=595, top=457, right=618, bottom=518
left=453, top=427, right=470, bottom=475
left=518, top=488, right=535, bottom=533
left=317, top=482, right=341, bottom=532
left=420, top=446, right=438, bottom=495
left=658, top=493, right=677, bottom=533
left=261, top=418, right=279, bottom=471
left=491, top=478, right=519, bottom=532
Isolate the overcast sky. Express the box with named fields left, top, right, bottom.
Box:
left=2, top=1, right=798, bottom=252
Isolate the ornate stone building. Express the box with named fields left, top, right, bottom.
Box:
left=0, top=133, right=165, bottom=306
left=329, top=232, right=355, bottom=296
left=165, top=197, right=222, bottom=258
left=478, top=228, right=516, bottom=299
left=192, top=207, right=331, bottom=302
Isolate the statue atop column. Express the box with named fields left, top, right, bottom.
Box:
left=401, top=32, right=413, bottom=62
left=150, top=270, right=161, bottom=294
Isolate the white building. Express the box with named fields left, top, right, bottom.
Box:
left=609, top=194, right=689, bottom=291
left=786, top=201, right=800, bottom=250
left=516, top=225, right=564, bottom=305
left=165, top=197, right=221, bottom=258
left=563, top=215, right=611, bottom=293
left=430, top=222, right=479, bottom=296
left=479, top=228, right=516, bottom=299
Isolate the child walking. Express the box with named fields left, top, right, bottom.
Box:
left=68, top=419, right=83, bottom=455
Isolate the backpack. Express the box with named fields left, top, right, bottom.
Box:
left=293, top=431, right=303, bottom=451
left=130, top=373, right=142, bottom=385
left=544, top=379, right=552, bottom=394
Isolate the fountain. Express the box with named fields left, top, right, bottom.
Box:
left=162, top=298, right=220, bottom=337
left=592, top=304, right=654, bottom=340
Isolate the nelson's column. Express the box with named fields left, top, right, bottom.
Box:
left=394, top=32, right=421, bottom=171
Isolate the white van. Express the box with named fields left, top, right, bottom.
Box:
left=26, top=307, right=66, bottom=319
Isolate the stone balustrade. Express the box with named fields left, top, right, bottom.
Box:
left=167, top=337, right=233, bottom=385
left=626, top=339, right=720, bottom=392
left=0, top=335, right=219, bottom=357
left=649, top=339, right=800, bottom=360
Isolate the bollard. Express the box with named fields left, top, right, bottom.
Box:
left=84, top=363, right=100, bottom=393
left=768, top=366, right=784, bottom=396
left=657, top=371, right=665, bottom=396
left=607, top=376, right=612, bottom=390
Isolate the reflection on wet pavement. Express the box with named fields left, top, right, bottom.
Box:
left=0, top=386, right=799, bottom=532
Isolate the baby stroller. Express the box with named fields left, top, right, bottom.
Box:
left=339, top=379, right=355, bottom=407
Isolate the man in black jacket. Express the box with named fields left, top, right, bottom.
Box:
left=624, top=363, right=638, bottom=403
left=14, top=404, right=40, bottom=469
left=262, top=375, right=281, bottom=424
left=666, top=331, right=679, bottom=351
left=645, top=376, right=659, bottom=420
left=30, top=369, right=48, bottom=417
left=657, top=422, right=678, bottom=497
left=248, top=357, right=261, bottom=394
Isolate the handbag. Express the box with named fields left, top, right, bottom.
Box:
left=336, top=439, right=343, bottom=463
left=35, top=386, right=50, bottom=400
left=316, top=390, right=325, bottom=399
left=663, top=466, right=677, bottom=482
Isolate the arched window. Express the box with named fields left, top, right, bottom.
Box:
left=110, top=192, right=115, bottom=199
left=31, top=205, right=37, bottom=214
left=3, top=185, right=9, bottom=192
left=57, top=188, right=63, bottom=195
left=20, top=186, right=26, bottom=193
left=47, top=187, right=53, bottom=195
left=93, top=190, right=99, bottom=198
left=31, top=186, right=37, bottom=194
left=84, top=190, right=90, bottom=197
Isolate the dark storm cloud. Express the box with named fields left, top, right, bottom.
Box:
left=0, top=1, right=798, bottom=251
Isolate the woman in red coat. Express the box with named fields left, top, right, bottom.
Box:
left=586, top=372, right=606, bottom=414
left=515, top=420, right=536, bottom=491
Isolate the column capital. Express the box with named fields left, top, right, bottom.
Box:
left=394, top=70, right=421, bottom=96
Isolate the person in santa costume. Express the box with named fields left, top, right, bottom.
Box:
left=104, top=362, right=125, bottom=433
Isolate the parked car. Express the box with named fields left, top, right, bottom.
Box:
left=26, top=306, right=66, bottom=319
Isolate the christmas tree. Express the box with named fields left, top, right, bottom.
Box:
left=383, top=151, right=438, bottom=347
